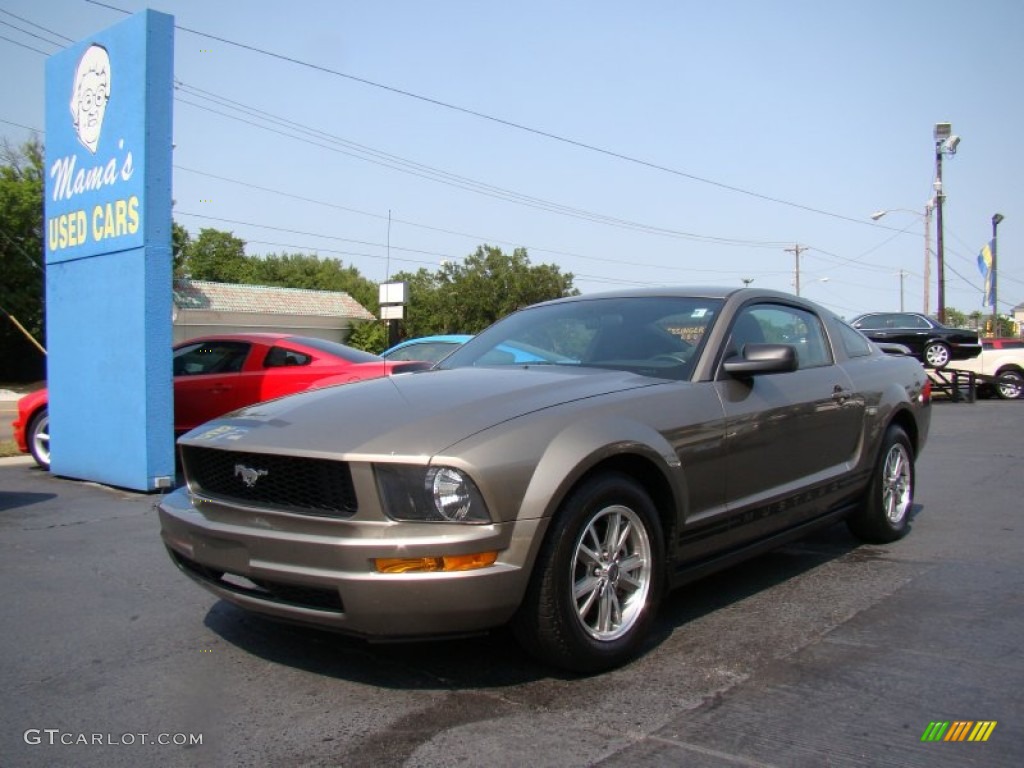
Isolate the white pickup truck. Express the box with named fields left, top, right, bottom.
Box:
left=947, top=338, right=1024, bottom=399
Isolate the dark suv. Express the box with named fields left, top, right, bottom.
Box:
left=850, top=312, right=982, bottom=369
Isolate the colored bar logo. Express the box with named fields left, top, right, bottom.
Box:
left=921, top=721, right=997, bottom=742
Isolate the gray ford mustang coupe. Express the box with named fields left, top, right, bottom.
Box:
left=159, top=287, right=931, bottom=672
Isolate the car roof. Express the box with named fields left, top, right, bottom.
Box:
left=392, top=334, right=472, bottom=346
left=540, top=286, right=745, bottom=303
left=383, top=334, right=473, bottom=354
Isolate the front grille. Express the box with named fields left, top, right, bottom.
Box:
left=181, top=445, right=357, bottom=518
left=170, top=549, right=344, bottom=612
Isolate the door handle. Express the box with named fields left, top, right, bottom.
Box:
left=832, top=385, right=851, bottom=404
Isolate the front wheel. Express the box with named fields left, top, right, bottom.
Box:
left=923, top=342, right=951, bottom=369
left=512, top=473, right=664, bottom=673
left=996, top=370, right=1024, bottom=400
left=28, top=407, right=51, bottom=470
left=847, top=424, right=914, bottom=543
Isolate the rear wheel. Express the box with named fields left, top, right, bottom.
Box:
left=847, top=424, right=914, bottom=543
left=996, top=369, right=1024, bottom=400
left=28, top=407, right=51, bottom=470
left=923, top=342, right=951, bottom=369
left=512, top=473, right=664, bottom=673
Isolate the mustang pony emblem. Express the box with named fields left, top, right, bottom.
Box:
left=234, top=464, right=269, bottom=488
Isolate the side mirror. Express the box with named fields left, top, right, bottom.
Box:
left=723, top=343, right=798, bottom=377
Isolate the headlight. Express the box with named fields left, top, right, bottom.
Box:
left=375, top=465, right=491, bottom=524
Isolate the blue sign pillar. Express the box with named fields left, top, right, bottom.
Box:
left=44, top=11, right=175, bottom=491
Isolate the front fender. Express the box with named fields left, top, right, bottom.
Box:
left=435, top=409, right=686, bottom=527
left=520, top=415, right=685, bottom=523
left=433, top=409, right=688, bottom=599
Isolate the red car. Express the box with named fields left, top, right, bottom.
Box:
left=12, top=333, right=428, bottom=470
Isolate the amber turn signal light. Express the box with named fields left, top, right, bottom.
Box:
left=374, top=551, right=499, bottom=573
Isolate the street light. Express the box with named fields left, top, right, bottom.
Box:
left=871, top=203, right=934, bottom=314
left=992, top=213, right=1004, bottom=334
left=934, top=122, right=961, bottom=324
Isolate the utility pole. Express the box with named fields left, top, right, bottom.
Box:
left=923, top=201, right=933, bottom=315
left=935, top=151, right=946, bottom=323
left=933, top=122, right=960, bottom=324
left=785, top=244, right=807, bottom=296
left=992, top=213, right=1004, bottom=335
left=898, top=270, right=907, bottom=311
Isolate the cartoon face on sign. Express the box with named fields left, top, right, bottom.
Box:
left=69, top=44, right=111, bottom=154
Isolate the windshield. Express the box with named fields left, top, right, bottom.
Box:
left=438, top=296, right=722, bottom=380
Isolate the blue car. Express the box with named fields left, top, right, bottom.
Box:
left=382, top=334, right=565, bottom=365
left=381, top=335, right=473, bottom=363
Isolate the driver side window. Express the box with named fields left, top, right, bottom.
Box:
left=173, top=341, right=250, bottom=376
left=729, top=305, right=831, bottom=369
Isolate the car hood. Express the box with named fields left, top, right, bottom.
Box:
left=180, top=366, right=663, bottom=459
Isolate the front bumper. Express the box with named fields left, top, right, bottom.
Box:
left=158, top=487, right=543, bottom=638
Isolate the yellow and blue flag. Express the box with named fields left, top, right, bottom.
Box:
left=978, top=240, right=994, bottom=307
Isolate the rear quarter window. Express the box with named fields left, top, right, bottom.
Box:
left=836, top=322, right=873, bottom=358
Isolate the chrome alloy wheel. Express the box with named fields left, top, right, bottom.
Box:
left=31, top=412, right=51, bottom=467
left=571, top=504, right=653, bottom=642
left=924, top=343, right=951, bottom=368
left=997, top=371, right=1024, bottom=400
left=881, top=442, right=912, bottom=524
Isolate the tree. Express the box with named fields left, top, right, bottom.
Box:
left=0, top=137, right=46, bottom=381
left=944, top=307, right=969, bottom=329
left=346, top=319, right=388, bottom=353
left=172, top=221, right=191, bottom=277
left=179, top=228, right=252, bottom=283
left=250, top=251, right=378, bottom=310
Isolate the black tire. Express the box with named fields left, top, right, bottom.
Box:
left=995, top=370, right=1024, bottom=400
left=923, top=342, right=951, bottom=369
left=847, top=424, right=914, bottom=543
left=512, top=473, right=664, bottom=673
left=28, top=407, right=51, bottom=470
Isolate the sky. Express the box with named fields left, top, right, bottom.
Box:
left=3, top=0, right=1023, bottom=321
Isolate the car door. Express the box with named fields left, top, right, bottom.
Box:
left=710, top=303, right=865, bottom=546
left=172, top=340, right=257, bottom=431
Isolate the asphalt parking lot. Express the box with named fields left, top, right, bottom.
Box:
left=1, top=400, right=1021, bottom=767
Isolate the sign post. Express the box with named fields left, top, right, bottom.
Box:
left=379, top=281, right=407, bottom=348
left=44, top=10, right=175, bottom=490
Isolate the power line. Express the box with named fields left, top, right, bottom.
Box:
left=0, top=117, right=43, bottom=133
left=174, top=83, right=791, bottom=248
left=0, top=8, right=75, bottom=43
left=0, top=33, right=51, bottom=56
left=0, top=19, right=64, bottom=50
left=175, top=208, right=796, bottom=283
left=175, top=211, right=456, bottom=261
left=10, top=7, right=946, bottom=251
left=13, top=6, right=1018, bottom=305
left=85, top=0, right=898, bottom=229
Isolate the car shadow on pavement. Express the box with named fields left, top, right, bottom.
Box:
left=202, top=602, right=550, bottom=688
left=0, top=490, right=58, bottom=513
left=646, top=509, right=922, bottom=653
left=201, top=510, right=922, bottom=688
